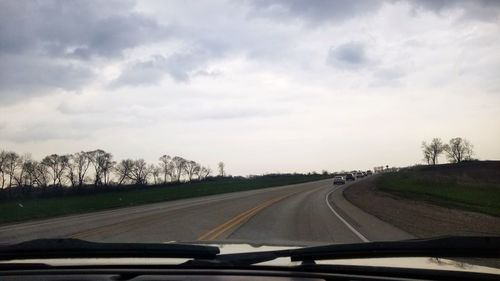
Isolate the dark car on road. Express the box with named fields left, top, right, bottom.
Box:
left=345, top=173, right=355, bottom=181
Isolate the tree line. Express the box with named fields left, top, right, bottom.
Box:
left=421, top=137, right=474, bottom=165
left=0, top=149, right=225, bottom=189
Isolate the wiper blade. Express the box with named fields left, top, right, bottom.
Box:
left=0, top=238, right=219, bottom=260
left=195, top=236, right=500, bottom=266
left=291, top=236, right=500, bottom=262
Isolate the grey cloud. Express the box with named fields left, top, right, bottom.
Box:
left=247, top=0, right=383, bottom=23
left=0, top=0, right=170, bottom=58
left=0, top=0, right=170, bottom=103
left=326, top=42, right=371, bottom=69
left=0, top=55, right=94, bottom=102
left=407, top=0, right=500, bottom=21
left=112, top=48, right=220, bottom=87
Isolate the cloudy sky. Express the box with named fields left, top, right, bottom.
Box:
left=1, top=0, right=499, bottom=175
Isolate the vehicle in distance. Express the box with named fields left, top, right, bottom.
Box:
left=356, top=172, right=365, bottom=178
left=333, top=176, right=346, bottom=185
left=366, top=170, right=373, bottom=175
left=345, top=173, right=356, bottom=181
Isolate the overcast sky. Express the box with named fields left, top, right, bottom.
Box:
left=1, top=0, right=499, bottom=175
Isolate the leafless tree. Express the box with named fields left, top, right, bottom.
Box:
left=150, top=164, right=161, bottom=185
left=158, top=155, right=172, bottom=184
left=171, top=156, right=187, bottom=182
left=88, top=149, right=113, bottom=186
left=218, top=162, right=225, bottom=177
left=34, top=162, right=49, bottom=187
left=41, top=154, right=69, bottom=187
left=445, top=137, right=474, bottom=163
left=184, top=160, right=200, bottom=181
left=4, top=151, right=20, bottom=188
left=129, top=159, right=150, bottom=185
left=421, top=138, right=446, bottom=165
left=0, top=150, right=7, bottom=188
left=198, top=166, right=212, bottom=180
left=13, top=154, right=30, bottom=187
left=65, top=154, right=78, bottom=188
left=115, top=159, right=134, bottom=186
left=73, top=151, right=92, bottom=188
left=23, top=158, right=40, bottom=187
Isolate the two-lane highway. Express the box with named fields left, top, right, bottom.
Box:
left=0, top=178, right=413, bottom=245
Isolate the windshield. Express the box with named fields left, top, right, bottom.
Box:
left=0, top=0, right=499, bottom=270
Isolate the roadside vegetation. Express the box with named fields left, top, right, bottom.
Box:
left=0, top=172, right=330, bottom=225
left=377, top=161, right=500, bottom=217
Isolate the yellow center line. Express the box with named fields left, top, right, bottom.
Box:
left=197, top=190, right=302, bottom=241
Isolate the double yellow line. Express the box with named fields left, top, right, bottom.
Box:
left=197, top=191, right=298, bottom=241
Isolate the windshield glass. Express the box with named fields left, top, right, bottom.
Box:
left=0, top=0, right=499, bottom=270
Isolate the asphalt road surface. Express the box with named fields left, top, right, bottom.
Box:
left=0, top=178, right=413, bottom=246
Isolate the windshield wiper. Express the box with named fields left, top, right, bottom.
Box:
left=0, top=238, right=219, bottom=260
left=290, top=236, right=500, bottom=262
left=187, top=236, right=500, bottom=266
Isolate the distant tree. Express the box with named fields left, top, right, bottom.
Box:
left=12, top=154, right=30, bottom=187
left=88, top=149, right=113, bottom=186
left=158, top=155, right=172, bottom=184
left=150, top=164, right=161, bottom=185
left=34, top=162, right=49, bottom=187
left=65, top=154, right=78, bottom=188
left=0, top=150, right=6, bottom=188
left=184, top=160, right=200, bottom=181
left=41, top=154, right=68, bottom=187
left=129, top=159, right=150, bottom=185
left=421, top=138, right=446, bottom=165
left=198, top=166, right=212, bottom=180
left=23, top=158, right=39, bottom=187
left=445, top=137, right=474, bottom=163
left=171, top=156, right=187, bottom=182
left=4, top=152, right=20, bottom=188
left=73, top=151, right=92, bottom=188
left=115, top=159, right=134, bottom=186
left=218, top=162, right=225, bottom=177
left=321, top=170, right=329, bottom=176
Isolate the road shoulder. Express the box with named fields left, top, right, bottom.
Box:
left=343, top=176, right=500, bottom=237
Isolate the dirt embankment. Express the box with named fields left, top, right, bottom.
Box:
left=344, top=176, right=500, bottom=237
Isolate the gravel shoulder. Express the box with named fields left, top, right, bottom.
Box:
left=343, top=175, right=500, bottom=237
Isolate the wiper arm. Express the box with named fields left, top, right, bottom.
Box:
left=191, top=236, right=500, bottom=266
left=0, top=238, right=219, bottom=260
left=291, top=236, right=500, bottom=262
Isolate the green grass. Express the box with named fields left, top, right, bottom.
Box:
left=378, top=171, right=500, bottom=216
left=0, top=174, right=330, bottom=225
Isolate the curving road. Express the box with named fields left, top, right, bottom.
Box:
left=0, top=178, right=413, bottom=245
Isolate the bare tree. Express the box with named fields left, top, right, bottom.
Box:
left=129, top=159, right=150, bottom=185
left=198, top=166, right=212, bottom=180
left=445, top=137, right=474, bottom=163
left=13, top=154, right=29, bottom=187
left=421, top=138, right=446, bottom=165
left=73, top=151, right=92, bottom=188
left=66, top=154, right=78, bottom=188
left=0, top=150, right=7, bottom=188
left=158, top=155, right=172, bottom=184
left=171, top=156, right=187, bottom=182
left=23, top=158, right=39, bottom=187
left=184, top=160, right=200, bottom=181
left=115, top=159, right=134, bottom=186
left=34, top=162, right=49, bottom=187
left=150, top=164, right=161, bottom=185
left=4, top=151, right=20, bottom=188
left=88, top=149, right=113, bottom=186
left=41, top=154, right=68, bottom=187
left=218, top=162, right=225, bottom=177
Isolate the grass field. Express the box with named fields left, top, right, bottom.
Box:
left=0, top=174, right=330, bottom=225
left=378, top=161, right=500, bottom=216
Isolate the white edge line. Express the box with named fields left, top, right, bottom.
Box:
left=325, top=188, right=370, bottom=242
